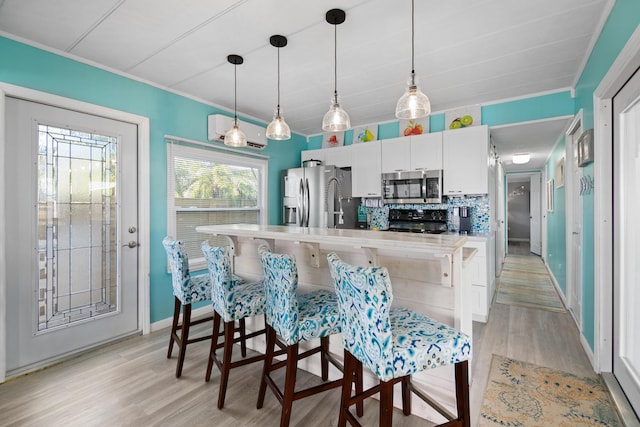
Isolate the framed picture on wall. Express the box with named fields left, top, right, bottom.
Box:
left=577, top=129, right=594, bottom=167
left=546, top=179, right=554, bottom=212
left=555, top=157, right=565, bottom=188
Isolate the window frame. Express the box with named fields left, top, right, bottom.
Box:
left=166, top=143, right=268, bottom=271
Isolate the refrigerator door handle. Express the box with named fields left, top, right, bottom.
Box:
left=304, top=178, right=310, bottom=227
left=298, top=178, right=304, bottom=226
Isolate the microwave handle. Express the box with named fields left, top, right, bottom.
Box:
left=422, top=175, right=428, bottom=202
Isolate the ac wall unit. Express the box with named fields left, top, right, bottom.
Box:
left=207, top=114, right=268, bottom=150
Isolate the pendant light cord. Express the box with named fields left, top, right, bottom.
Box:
left=333, top=23, right=338, bottom=101
left=277, top=46, right=281, bottom=115
left=233, top=63, right=238, bottom=122
left=411, top=0, right=416, bottom=86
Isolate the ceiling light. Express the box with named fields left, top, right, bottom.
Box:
left=395, top=0, right=431, bottom=120
left=512, top=153, right=531, bottom=164
left=266, top=35, right=291, bottom=140
left=224, top=54, right=247, bottom=147
left=322, top=9, right=350, bottom=132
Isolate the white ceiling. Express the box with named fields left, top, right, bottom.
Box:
left=0, top=0, right=610, bottom=171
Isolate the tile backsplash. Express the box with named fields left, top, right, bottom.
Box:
left=380, top=195, right=491, bottom=234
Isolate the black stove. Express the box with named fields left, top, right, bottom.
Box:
left=388, top=209, right=448, bottom=234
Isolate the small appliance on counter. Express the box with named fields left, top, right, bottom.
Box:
left=459, top=206, right=472, bottom=234
left=387, top=208, right=448, bottom=234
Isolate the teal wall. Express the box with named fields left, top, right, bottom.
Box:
left=546, top=0, right=640, bottom=351
left=0, top=35, right=304, bottom=323
left=545, top=136, right=567, bottom=295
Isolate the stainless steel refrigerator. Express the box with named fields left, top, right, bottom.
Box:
left=282, top=165, right=359, bottom=228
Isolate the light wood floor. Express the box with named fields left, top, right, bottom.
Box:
left=0, top=249, right=595, bottom=427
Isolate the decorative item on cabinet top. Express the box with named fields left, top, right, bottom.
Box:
left=322, top=131, right=344, bottom=148
left=399, top=117, right=429, bottom=136
left=445, top=105, right=481, bottom=130
left=352, top=125, right=378, bottom=143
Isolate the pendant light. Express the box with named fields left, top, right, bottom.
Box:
left=322, top=8, right=350, bottom=132
left=224, top=54, right=247, bottom=147
left=266, top=35, right=291, bottom=140
left=395, top=0, right=431, bottom=120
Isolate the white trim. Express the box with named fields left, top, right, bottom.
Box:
left=479, top=87, right=574, bottom=107
left=164, top=134, right=270, bottom=159
left=0, top=83, right=151, bottom=382
left=593, top=24, right=640, bottom=373
left=488, top=115, right=575, bottom=131
left=570, top=0, right=617, bottom=89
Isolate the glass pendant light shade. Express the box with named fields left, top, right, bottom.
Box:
left=396, top=0, right=430, bottom=120
left=395, top=74, right=431, bottom=119
left=266, top=35, right=291, bottom=140
left=322, top=95, right=350, bottom=132
left=322, top=9, right=350, bottom=132
left=266, top=109, right=291, bottom=140
left=225, top=54, right=247, bottom=147
left=225, top=120, right=247, bottom=147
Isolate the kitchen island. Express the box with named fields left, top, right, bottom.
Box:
left=195, top=224, right=473, bottom=423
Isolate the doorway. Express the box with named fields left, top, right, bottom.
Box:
left=2, top=95, right=144, bottom=378
left=612, top=66, right=640, bottom=416
left=506, top=172, right=542, bottom=256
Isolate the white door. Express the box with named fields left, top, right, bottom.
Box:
left=4, top=98, right=139, bottom=376
left=569, top=124, right=583, bottom=325
left=529, top=172, right=541, bottom=255
left=613, top=66, right=640, bottom=415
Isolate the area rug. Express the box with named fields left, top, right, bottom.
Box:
left=496, top=255, right=565, bottom=312
left=480, top=355, right=621, bottom=426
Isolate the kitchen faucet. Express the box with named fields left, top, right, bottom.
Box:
left=325, top=176, right=344, bottom=227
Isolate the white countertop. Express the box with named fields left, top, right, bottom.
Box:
left=196, top=224, right=468, bottom=254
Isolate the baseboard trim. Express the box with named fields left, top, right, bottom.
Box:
left=602, top=372, right=640, bottom=426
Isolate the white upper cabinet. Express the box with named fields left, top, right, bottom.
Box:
left=351, top=141, right=381, bottom=197
left=381, top=137, right=410, bottom=172
left=443, top=125, right=490, bottom=195
left=324, top=144, right=352, bottom=168
left=381, top=133, right=443, bottom=173
left=411, top=133, right=443, bottom=170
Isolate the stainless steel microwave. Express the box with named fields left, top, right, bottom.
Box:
left=382, top=169, right=443, bottom=204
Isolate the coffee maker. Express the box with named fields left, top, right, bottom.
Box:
left=459, top=206, right=472, bottom=234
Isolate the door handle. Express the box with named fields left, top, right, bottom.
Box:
left=123, top=240, right=140, bottom=248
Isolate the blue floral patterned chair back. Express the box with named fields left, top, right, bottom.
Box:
left=162, top=236, right=210, bottom=304
left=327, top=252, right=396, bottom=381
left=201, top=241, right=237, bottom=322
left=257, top=244, right=300, bottom=346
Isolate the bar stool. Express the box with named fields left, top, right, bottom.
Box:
left=201, top=241, right=268, bottom=409
left=162, top=236, right=216, bottom=378
left=327, top=252, right=472, bottom=427
left=256, top=244, right=361, bottom=427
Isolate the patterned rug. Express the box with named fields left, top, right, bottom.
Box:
left=480, top=355, right=622, bottom=426
left=496, top=255, right=565, bottom=312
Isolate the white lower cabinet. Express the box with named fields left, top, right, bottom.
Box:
left=464, top=238, right=494, bottom=323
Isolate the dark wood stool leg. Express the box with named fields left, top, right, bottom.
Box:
left=339, top=350, right=357, bottom=427
left=455, top=360, right=470, bottom=427
left=401, top=375, right=411, bottom=416
left=355, top=358, right=364, bottom=417
left=280, top=343, right=299, bottom=427
left=379, top=379, right=394, bottom=427
left=175, top=303, right=191, bottom=378
left=167, top=297, right=181, bottom=358
left=217, top=320, right=235, bottom=409
left=205, top=312, right=222, bottom=382
left=320, top=336, right=329, bottom=381
left=239, top=318, right=247, bottom=357
left=257, top=326, right=276, bottom=409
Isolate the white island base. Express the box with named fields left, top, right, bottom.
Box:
left=196, top=224, right=473, bottom=423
